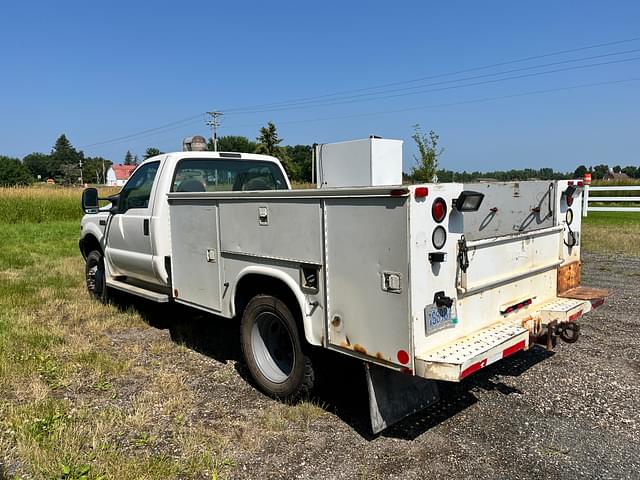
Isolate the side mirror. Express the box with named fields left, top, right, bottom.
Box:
left=108, top=194, right=120, bottom=214
left=82, top=188, right=99, bottom=214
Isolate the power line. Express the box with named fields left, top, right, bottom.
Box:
left=80, top=113, right=206, bottom=148
left=223, top=50, right=640, bottom=115
left=80, top=35, right=640, bottom=149
left=220, top=35, right=640, bottom=113
left=220, top=77, right=640, bottom=128
left=83, top=73, right=640, bottom=151
left=139, top=78, right=640, bottom=142
left=81, top=117, right=207, bottom=149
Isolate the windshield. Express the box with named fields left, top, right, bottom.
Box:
left=171, top=158, right=288, bottom=192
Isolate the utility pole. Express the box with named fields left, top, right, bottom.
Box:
left=206, top=110, right=223, bottom=151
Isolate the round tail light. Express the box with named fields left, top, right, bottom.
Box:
left=432, top=226, right=447, bottom=249
left=566, top=193, right=574, bottom=207
left=432, top=198, right=447, bottom=223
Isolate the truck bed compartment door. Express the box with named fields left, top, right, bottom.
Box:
left=324, top=197, right=411, bottom=368
left=170, top=203, right=222, bottom=312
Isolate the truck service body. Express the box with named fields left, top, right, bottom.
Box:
left=80, top=140, right=607, bottom=432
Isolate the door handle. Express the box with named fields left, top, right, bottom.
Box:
left=143, top=218, right=149, bottom=236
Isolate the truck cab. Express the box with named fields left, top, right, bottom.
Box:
left=79, top=151, right=290, bottom=300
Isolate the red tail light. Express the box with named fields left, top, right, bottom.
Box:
left=566, top=193, right=574, bottom=206
left=432, top=198, right=447, bottom=223
left=415, top=187, right=429, bottom=198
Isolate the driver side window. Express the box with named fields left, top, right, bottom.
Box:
left=118, top=162, right=160, bottom=213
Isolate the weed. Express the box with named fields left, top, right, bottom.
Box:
left=94, top=380, right=112, bottom=392
left=133, top=432, right=152, bottom=448
left=59, top=462, right=94, bottom=480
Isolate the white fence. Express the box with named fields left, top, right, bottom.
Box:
left=582, top=185, right=640, bottom=216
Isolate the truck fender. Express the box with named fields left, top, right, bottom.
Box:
left=230, top=266, right=321, bottom=347
left=80, top=222, right=106, bottom=257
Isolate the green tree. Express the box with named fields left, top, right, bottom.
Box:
left=60, top=163, right=81, bottom=186
left=573, top=165, right=588, bottom=178
left=622, top=165, right=639, bottom=179
left=613, top=165, right=622, bottom=173
left=255, top=122, right=282, bottom=156
left=211, top=135, right=257, bottom=153
left=22, top=152, right=51, bottom=180
left=592, top=164, right=609, bottom=180
left=283, top=144, right=313, bottom=182
left=83, top=157, right=112, bottom=184
left=124, top=150, right=134, bottom=165
left=410, top=124, right=442, bottom=183
left=0, top=156, right=34, bottom=186
left=143, top=147, right=163, bottom=160
left=50, top=134, right=83, bottom=180
left=255, top=122, right=298, bottom=179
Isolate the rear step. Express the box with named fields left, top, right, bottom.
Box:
left=415, top=323, right=530, bottom=382
left=415, top=295, right=603, bottom=382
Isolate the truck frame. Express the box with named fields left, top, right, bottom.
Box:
left=80, top=147, right=607, bottom=433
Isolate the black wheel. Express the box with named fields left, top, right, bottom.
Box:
left=240, top=294, right=314, bottom=401
left=85, top=250, right=108, bottom=303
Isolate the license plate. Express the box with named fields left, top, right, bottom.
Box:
left=425, top=303, right=457, bottom=335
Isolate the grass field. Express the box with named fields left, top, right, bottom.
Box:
left=0, top=188, right=241, bottom=479
left=0, top=185, right=638, bottom=478
left=581, top=211, right=640, bottom=256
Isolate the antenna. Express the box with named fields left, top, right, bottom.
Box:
left=206, top=111, right=223, bottom=151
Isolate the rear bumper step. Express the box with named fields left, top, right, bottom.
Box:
left=415, top=292, right=607, bottom=382
left=415, top=324, right=530, bottom=382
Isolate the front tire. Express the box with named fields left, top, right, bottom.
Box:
left=240, top=294, right=314, bottom=401
left=85, top=250, right=108, bottom=303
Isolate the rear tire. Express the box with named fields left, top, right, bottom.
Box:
left=240, top=294, right=314, bottom=401
left=85, top=250, right=108, bottom=303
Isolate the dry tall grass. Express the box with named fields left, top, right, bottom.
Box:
left=0, top=185, right=118, bottom=224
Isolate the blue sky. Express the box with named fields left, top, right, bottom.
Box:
left=1, top=0, right=639, bottom=173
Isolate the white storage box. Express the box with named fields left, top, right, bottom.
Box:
left=315, top=137, right=403, bottom=188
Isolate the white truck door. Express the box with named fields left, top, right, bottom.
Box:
left=105, top=161, right=161, bottom=284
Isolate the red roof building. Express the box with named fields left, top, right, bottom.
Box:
left=106, top=164, right=137, bottom=186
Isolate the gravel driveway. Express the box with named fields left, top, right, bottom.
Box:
left=138, top=251, right=637, bottom=480
left=7, top=251, right=628, bottom=480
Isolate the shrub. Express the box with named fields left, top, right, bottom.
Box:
left=0, top=156, right=34, bottom=186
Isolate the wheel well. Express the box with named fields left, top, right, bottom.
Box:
left=234, top=274, right=304, bottom=336
left=81, top=234, right=102, bottom=258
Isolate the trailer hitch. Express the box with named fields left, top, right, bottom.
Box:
left=556, top=322, right=581, bottom=344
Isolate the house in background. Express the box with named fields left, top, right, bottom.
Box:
left=603, top=171, right=630, bottom=182
left=106, top=164, right=137, bottom=186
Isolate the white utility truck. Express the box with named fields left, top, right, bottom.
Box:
left=80, top=137, right=608, bottom=432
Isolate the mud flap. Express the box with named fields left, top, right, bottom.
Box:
left=365, top=363, right=439, bottom=434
